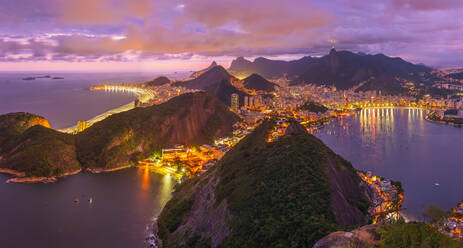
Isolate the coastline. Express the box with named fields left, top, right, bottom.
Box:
left=424, top=114, right=463, bottom=127
left=86, top=164, right=134, bottom=174
left=1, top=164, right=136, bottom=184
left=0, top=168, right=26, bottom=177
left=58, top=86, right=152, bottom=133
left=3, top=168, right=82, bottom=183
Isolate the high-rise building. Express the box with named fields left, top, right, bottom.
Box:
left=77, top=120, right=88, bottom=133
left=231, top=93, right=239, bottom=113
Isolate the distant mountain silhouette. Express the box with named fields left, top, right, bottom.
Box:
left=229, top=49, right=432, bottom=94
left=229, top=56, right=314, bottom=79
left=294, top=49, right=431, bottom=92
left=174, top=66, right=247, bottom=106
left=144, top=76, right=171, bottom=87
left=190, top=61, right=218, bottom=78
left=242, top=73, right=278, bottom=92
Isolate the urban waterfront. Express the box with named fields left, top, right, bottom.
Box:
left=315, top=108, right=463, bottom=219
left=0, top=107, right=461, bottom=247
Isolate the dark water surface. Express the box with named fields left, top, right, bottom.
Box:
left=0, top=72, right=187, bottom=129
left=314, top=108, right=463, bottom=219
left=1, top=76, right=462, bottom=247
left=0, top=168, right=175, bottom=248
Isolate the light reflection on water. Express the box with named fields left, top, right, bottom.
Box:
left=0, top=168, right=176, bottom=248
left=315, top=108, right=463, bottom=219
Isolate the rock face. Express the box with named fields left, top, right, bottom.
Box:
left=0, top=93, right=240, bottom=177
left=157, top=120, right=371, bottom=248
left=0, top=113, right=80, bottom=177
left=174, top=66, right=248, bottom=106
left=76, top=92, right=240, bottom=170
left=190, top=61, right=218, bottom=78
left=242, top=73, right=278, bottom=92
left=313, top=224, right=382, bottom=248
left=0, top=112, right=50, bottom=151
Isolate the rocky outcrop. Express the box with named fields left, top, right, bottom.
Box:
left=313, top=224, right=382, bottom=248
left=0, top=112, right=50, bottom=153
left=190, top=61, right=218, bottom=78
left=173, top=66, right=248, bottom=106
left=157, top=120, right=372, bottom=248
left=158, top=169, right=232, bottom=247
left=0, top=124, right=81, bottom=178
left=76, top=92, right=240, bottom=170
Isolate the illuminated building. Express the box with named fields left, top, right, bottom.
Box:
left=231, top=93, right=239, bottom=113
left=77, top=120, right=88, bottom=133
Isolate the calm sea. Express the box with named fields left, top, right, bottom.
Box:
left=315, top=108, right=463, bottom=219
left=0, top=76, right=462, bottom=247
left=0, top=71, right=187, bottom=248
left=0, top=71, right=188, bottom=129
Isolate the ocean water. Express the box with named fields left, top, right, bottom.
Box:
left=315, top=108, right=463, bottom=219
left=0, top=72, right=188, bottom=129
left=1, top=75, right=462, bottom=246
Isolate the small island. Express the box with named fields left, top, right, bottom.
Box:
left=22, top=75, right=63, bottom=80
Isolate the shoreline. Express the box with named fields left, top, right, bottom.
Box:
left=1, top=164, right=138, bottom=184
left=0, top=168, right=26, bottom=177
left=424, top=114, right=463, bottom=127
left=58, top=86, right=152, bottom=133
left=2, top=168, right=82, bottom=183
left=86, top=164, right=134, bottom=174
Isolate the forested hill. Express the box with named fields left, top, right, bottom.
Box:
left=158, top=119, right=371, bottom=247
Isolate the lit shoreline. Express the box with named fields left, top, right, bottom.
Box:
left=58, top=86, right=152, bottom=133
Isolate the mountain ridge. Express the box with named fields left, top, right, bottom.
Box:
left=157, top=119, right=371, bottom=247
left=228, top=49, right=432, bottom=94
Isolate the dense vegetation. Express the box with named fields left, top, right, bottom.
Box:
left=76, top=92, right=239, bottom=169
left=299, top=101, right=329, bottom=113
left=0, top=112, right=79, bottom=177
left=242, top=73, right=277, bottom=92
left=378, top=222, right=463, bottom=248
left=216, top=121, right=342, bottom=247
left=0, top=112, right=50, bottom=153
left=158, top=119, right=370, bottom=248
left=0, top=93, right=239, bottom=177
left=0, top=125, right=80, bottom=177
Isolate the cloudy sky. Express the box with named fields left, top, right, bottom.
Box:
left=0, top=0, right=462, bottom=71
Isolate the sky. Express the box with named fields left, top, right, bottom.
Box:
left=0, top=0, right=462, bottom=71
